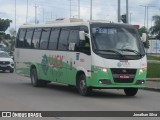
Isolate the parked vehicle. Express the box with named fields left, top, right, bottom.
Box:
left=0, top=51, right=14, bottom=73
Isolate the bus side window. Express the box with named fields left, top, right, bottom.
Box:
left=48, top=28, right=60, bottom=50
left=39, top=28, right=51, bottom=49
left=58, top=28, right=70, bottom=51
left=24, top=29, right=34, bottom=48
left=68, top=30, right=79, bottom=51
left=32, top=28, right=42, bottom=49
left=17, top=29, right=26, bottom=48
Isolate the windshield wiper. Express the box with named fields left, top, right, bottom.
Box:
left=96, top=49, right=123, bottom=56
left=118, top=49, right=142, bottom=56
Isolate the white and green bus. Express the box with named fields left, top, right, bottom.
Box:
left=15, top=19, right=147, bottom=96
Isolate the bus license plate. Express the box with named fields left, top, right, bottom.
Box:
left=119, top=75, right=130, bottom=79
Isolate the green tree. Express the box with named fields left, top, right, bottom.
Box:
left=150, top=15, right=160, bottom=39
left=0, top=18, right=12, bottom=47
left=138, top=26, right=150, bottom=48
left=0, top=18, right=12, bottom=32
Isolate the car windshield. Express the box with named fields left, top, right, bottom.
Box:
left=91, top=24, right=145, bottom=59
left=0, top=52, right=10, bottom=58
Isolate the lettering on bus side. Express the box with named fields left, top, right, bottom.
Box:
left=48, top=54, right=64, bottom=67
left=41, top=54, right=64, bottom=75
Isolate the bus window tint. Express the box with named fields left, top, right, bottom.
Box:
left=24, top=29, right=34, bottom=48
left=48, top=28, right=60, bottom=50
left=18, top=29, right=26, bottom=48
left=58, top=28, right=70, bottom=50
left=68, top=30, right=79, bottom=47
left=40, top=28, right=51, bottom=49
left=32, top=28, right=42, bottom=49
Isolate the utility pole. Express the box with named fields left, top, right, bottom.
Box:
left=130, top=13, right=132, bottom=24
left=26, top=0, right=28, bottom=23
left=43, top=8, right=44, bottom=23
left=126, top=0, right=129, bottom=23
left=34, top=5, right=38, bottom=24
left=90, top=0, right=92, bottom=20
left=78, top=0, right=80, bottom=19
left=118, top=0, right=121, bottom=22
left=15, top=0, right=16, bottom=31
left=139, top=5, right=147, bottom=27
left=69, top=0, right=72, bottom=18
left=139, top=5, right=156, bottom=28
left=146, top=7, right=148, bottom=29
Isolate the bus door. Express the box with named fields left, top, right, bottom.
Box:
left=66, top=30, right=80, bottom=85
left=55, top=28, right=70, bottom=83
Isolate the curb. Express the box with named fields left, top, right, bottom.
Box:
left=147, top=78, right=160, bottom=81
left=143, top=80, right=160, bottom=92
left=143, top=87, right=160, bottom=92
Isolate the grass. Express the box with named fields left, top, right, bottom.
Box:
left=147, top=63, right=160, bottom=78
left=147, top=55, right=160, bottom=61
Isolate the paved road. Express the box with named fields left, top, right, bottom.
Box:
left=0, top=72, right=160, bottom=120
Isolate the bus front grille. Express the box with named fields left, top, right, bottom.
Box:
left=111, top=68, right=136, bottom=83
left=111, top=68, right=137, bottom=74
left=114, top=78, right=134, bottom=83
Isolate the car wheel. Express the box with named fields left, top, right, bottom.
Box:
left=124, top=88, right=138, bottom=96
left=30, top=68, right=47, bottom=87
left=77, top=74, right=92, bottom=96
left=10, top=69, right=14, bottom=73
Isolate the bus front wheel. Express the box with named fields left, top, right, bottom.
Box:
left=30, top=68, right=47, bottom=87
left=124, top=88, right=138, bottom=96
left=77, top=74, right=92, bottom=96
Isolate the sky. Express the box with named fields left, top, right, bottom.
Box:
left=0, top=0, right=160, bottom=32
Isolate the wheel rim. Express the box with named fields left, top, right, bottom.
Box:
left=79, top=75, right=87, bottom=94
left=31, top=70, right=36, bottom=85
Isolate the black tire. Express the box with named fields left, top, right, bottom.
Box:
left=77, top=74, right=92, bottom=96
left=30, top=68, right=47, bottom=87
left=10, top=69, right=14, bottom=73
left=124, top=88, right=138, bottom=96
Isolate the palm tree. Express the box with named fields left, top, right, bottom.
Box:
left=150, top=15, right=160, bottom=39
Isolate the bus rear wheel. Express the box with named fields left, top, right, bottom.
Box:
left=77, top=74, right=92, bottom=96
left=124, top=88, right=138, bottom=96
left=30, top=68, right=47, bottom=87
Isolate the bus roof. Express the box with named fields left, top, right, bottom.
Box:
left=19, top=19, right=132, bottom=29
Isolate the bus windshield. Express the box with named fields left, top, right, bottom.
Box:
left=91, top=24, right=145, bottom=59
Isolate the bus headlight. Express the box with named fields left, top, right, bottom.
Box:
left=102, top=68, right=107, bottom=73
left=139, top=67, right=147, bottom=75
left=94, top=66, right=107, bottom=73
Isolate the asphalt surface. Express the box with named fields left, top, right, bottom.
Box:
left=0, top=71, right=160, bottom=120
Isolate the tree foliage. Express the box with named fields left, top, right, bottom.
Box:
left=0, top=18, right=13, bottom=51
left=138, top=26, right=148, bottom=36
left=0, top=18, right=12, bottom=32
left=150, top=15, right=160, bottom=39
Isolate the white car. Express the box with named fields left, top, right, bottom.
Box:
left=0, top=51, right=14, bottom=73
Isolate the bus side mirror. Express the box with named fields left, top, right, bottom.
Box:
left=79, top=31, right=85, bottom=40
left=141, top=33, right=147, bottom=42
